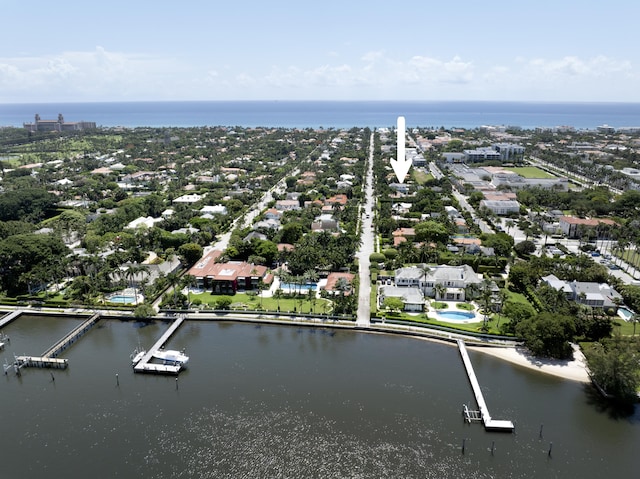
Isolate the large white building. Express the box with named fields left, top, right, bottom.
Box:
left=394, top=264, right=483, bottom=301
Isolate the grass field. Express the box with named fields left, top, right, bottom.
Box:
left=190, top=291, right=333, bottom=314
left=503, top=166, right=556, bottom=179
left=412, top=169, right=434, bottom=185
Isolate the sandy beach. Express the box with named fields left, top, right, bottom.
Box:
left=468, top=343, right=591, bottom=383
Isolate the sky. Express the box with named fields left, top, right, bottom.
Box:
left=1, top=0, right=639, bottom=103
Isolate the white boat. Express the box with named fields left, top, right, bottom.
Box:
left=152, top=349, right=189, bottom=367
left=130, top=348, right=146, bottom=366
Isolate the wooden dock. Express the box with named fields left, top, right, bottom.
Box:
left=12, top=313, right=101, bottom=371
left=0, top=310, right=23, bottom=329
left=134, top=316, right=186, bottom=375
left=457, top=340, right=514, bottom=432
left=41, top=313, right=101, bottom=359
left=15, top=356, right=68, bottom=369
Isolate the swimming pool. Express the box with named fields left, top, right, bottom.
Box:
left=436, top=310, right=478, bottom=322
left=108, top=294, right=138, bottom=304
left=618, top=307, right=635, bottom=321
left=279, top=282, right=317, bottom=292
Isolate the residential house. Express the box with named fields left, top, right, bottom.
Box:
left=379, top=285, right=424, bottom=312
left=275, top=199, right=301, bottom=211
left=173, top=193, right=204, bottom=204
left=200, top=204, right=227, bottom=215
left=187, top=256, right=270, bottom=294
left=541, top=274, right=622, bottom=309
left=394, top=264, right=482, bottom=301
left=311, top=214, right=339, bottom=232
left=559, top=216, right=617, bottom=239
left=322, top=272, right=355, bottom=295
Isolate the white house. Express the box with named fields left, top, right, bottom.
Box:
left=379, top=285, right=424, bottom=312
left=479, top=199, right=521, bottom=216
left=200, top=204, right=227, bottom=215
left=541, top=274, right=622, bottom=309
left=394, top=264, right=482, bottom=301
left=173, top=193, right=204, bottom=204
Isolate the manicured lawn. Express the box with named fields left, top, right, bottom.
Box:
left=503, top=166, right=555, bottom=179
left=456, top=302, right=474, bottom=310
left=612, top=318, right=640, bottom=336
left=190, top=291, right=332, bottom=314
left=504, top=290, right=532, bottom=306
left=370, top=284, right=377, bottom=314
left=412, top=169, right=434, bottom=185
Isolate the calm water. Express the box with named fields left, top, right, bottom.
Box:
left=2, top=100, right=640, bottom=129
left=1, top=314, right=639, bottom=478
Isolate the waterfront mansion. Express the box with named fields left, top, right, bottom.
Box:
left=394, top=264, right=483, bottom=301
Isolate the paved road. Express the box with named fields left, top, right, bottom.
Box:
left=355, top=133, right=376, bottom=326
left=451, top=186, right=494, bottom=235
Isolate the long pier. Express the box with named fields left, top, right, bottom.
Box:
left=134, top=316, right=185, bottom=375
left=0, top=310, right=23, bottom=329
left=457, top=339, right=514, bottom=432
left=41, top=313, right=101, bottom=359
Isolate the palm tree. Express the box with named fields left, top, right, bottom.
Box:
left=273, top=288, right=283, bottom=312
left=495, top=289, right=509, bottom=328
left=182, top=274, right=197, bottom=308
left=464, top=282, right=480, bottom=302
left=631, top=313, right=640, bottom=336
left=418, top=264, right=431, bottom=292
left=257, top=278, right=266, bottom=309
left=434, top=282, right=446, bottom=301
left=127, top=264, right=149, bottom=306
left=479, top=279, right=494, bottom=328
left=166, top=270, right=182, bottom=309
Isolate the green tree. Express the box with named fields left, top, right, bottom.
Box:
left=134, top=304, right=156, bottom=319
left=514, top=240, right=536, bottom=257
left=500, top=301, right=536, bottom=334
left=516, top=312, right=576, bottom=359
left=215, top=296, right=232, bottom=309
left=178, top=242, right=204, bottom=266
left=585, top=336, right=640, bottom=401
left=383, top=296, right=404, bottom=312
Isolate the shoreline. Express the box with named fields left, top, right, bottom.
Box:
left=2, top=307, right=590, bottom=383
left=468, top=343, right=591, bottom=383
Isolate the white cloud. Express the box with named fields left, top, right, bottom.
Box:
left=0, top=48, right=637, bottom=102
left=0, top=47, right=181, bottom=101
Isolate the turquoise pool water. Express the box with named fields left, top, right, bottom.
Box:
left=618, top=307, right=634, bottom=320
left=108, top=295, right=137, bottom=304
left=279, top=282, right=317, bottom=291
left=436, top=310, right=476, bottom=321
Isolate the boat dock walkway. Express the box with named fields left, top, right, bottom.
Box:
left=0, top=310, right=23, bottom=329
left=134, top=316, right=185, bottom=375
left=15, top=356, right=68, bottom=369
left=41, top=313, right=101, bottom=359
left=457, top=339, right=514, bottom=432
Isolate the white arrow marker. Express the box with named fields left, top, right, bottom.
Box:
left=390, top=115, right=411, bottom=183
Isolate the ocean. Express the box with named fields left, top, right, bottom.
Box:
left=2, top=100, right=640, bottom=130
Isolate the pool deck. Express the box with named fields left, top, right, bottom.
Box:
left=433, top=303, right=482, bottom=324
